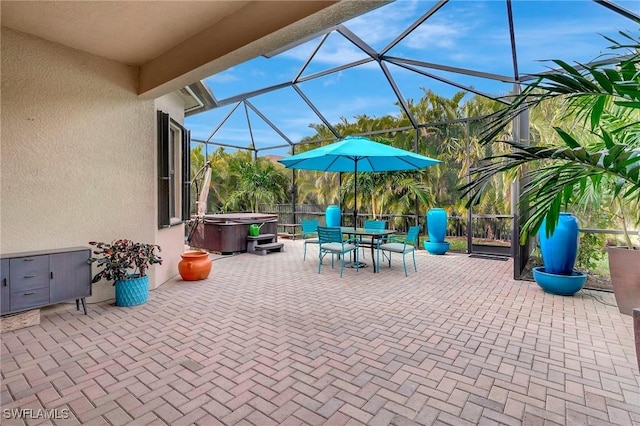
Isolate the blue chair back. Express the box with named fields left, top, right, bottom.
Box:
left=405, top=225, right=420, bottom=246
left=301, top=219, right=319, bottom=236
left=364, top=220, right=387, bottom=230
left=317, top=226, right=343, bottom=244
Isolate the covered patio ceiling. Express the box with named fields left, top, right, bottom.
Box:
left=1, top=0, right=386, bottom=99
left=184, top=0, right=640, bottom=156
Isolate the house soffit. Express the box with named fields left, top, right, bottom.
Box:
left=1, top=1, right=381, bottom=97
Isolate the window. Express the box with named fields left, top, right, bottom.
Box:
left=158, top=111, right=190, bottom=228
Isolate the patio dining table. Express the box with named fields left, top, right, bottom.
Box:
left=340, top=226, right=396, bottom=273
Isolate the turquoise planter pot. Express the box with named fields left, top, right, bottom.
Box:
left=533, top=267, right=586, bottom=296
left=326, top=205, right=341, bottom=227
left=424, top=241, right=450, bottom=255
left=539, top=212, right=579, bottom=276
left=427, top=208, right=447, bottom=243
left=115, top=275, right=149, bottom=307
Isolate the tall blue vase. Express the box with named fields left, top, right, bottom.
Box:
left=427, top=208, right=447, bottom=243
left=115, top=275, right=149, bottom=307
left=326, top=205, right=341, bottom=227
left=538, top=212, right=579, bottom=276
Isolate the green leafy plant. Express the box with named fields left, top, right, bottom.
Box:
left=460, top=32, right=640, bottom=247
left=576, top=233, right=606, bottom=271
left=88, top=239, right=162, bottom=284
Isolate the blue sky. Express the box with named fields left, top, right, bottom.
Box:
left=185, top=0, right=639, bottom=157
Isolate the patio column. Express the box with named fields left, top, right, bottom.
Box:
left=511, top=85, right=530, bottom=280
left=291, top=145, right=297, bottom=225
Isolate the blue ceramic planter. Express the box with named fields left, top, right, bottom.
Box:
left=539, top=212, right=579, bottom=275
left=532, top=267, right=586, bottom=296
left=424, top=241, right=450, bottom=255
left=115, top=275, right=149, bottom=307
left=326, top=205, right=341, bottom=227
left=427, top=208, right=447, bottom=243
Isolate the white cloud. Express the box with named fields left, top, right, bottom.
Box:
left=404, top=23, right=462, bottom=50
left=345, top=0, right=420, bottom=47
left=207, top=70, right=239, bottom=83
left=282, top=37, right=371, bottom=67
left=322, top=71, right=343, bottom=87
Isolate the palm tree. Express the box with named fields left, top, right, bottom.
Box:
left=224, top=156, right=289, bottom=212
left=460, top=32, right=640, bottom=246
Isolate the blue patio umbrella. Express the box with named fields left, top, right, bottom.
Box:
left=278, top=136, right=440, bottom=226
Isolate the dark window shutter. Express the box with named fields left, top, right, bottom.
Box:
left=157, top=111, right=170, bottom=228
left=181, top=128, right=191, bottom=221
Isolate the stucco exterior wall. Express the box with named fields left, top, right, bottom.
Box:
left=1, top=28, right=182, bottom=302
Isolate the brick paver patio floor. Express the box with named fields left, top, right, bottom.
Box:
left=2, top=239, right=639, bottom=425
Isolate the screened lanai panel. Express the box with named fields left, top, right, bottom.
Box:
left=187, top=105, right=237, bottom=142
left=193, top=103, right=255, bottom=150
left=384, top=63, right=477, bottom=120
left=382, top=0, right=515, bottom=77
left=406, top=66, right=517, bottom=101
left=247, top=87, right=334, bottom=151
left=337, top=0, right=442, bottom=53
left=511, top=1, right=640, bottom=77
left=203, top=54, right=303, bottom=102
left=295, top=31, right=373, bottom=80
left=295, top=63, right=408, bottom=127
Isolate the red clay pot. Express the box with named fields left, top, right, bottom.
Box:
left=178, top=251, right=212, bottom=281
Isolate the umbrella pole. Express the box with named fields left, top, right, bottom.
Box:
left=354, top=160, right=358, bottom=228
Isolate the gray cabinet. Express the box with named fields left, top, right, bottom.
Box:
left=50, top=251, right=91, bottom=304
left=0, top=247, right=91, bottom=316
left=1, top=259, right=9, bottom=313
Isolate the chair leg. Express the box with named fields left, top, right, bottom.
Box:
left=318, top=250, right=322, bottom=274
left=303, top=243, right=307, bottom=261
left=376, top=249, right=380, bottom=273
left=339, top=253, right=344, bottom=277
left=388, top=252, right=392, bottom=269
left=412, top=251, right=417, bottom=272
left=402, top=254, right=408, bottom=277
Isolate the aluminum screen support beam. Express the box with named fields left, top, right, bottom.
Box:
left=380, top=0, right=449, bottom=56
left=245, top=100, right=293, bottom=145
left=506, top=0, right=520, bottom=81
left=380, top=62, right=418, bottom=129
left=244, top=102, right=256, bottom=150
left=511, top=83, right=530, bottom=280
left=594, top=0, right=640, bottom=23
left=293, top=85, right=340, bottom=138
left=205, top=101, right=242, bottom=143
left=466, top=121, right=472, bottom=254
left=389, top=60, right=509, bottom=105
left=383, top=56, right=517, bottom=84
left=294, top=32, right=331, bottom=82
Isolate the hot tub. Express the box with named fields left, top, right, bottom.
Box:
left=189, top=213, right=278, bottom=254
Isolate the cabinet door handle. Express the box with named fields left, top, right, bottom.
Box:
left=24, top=275, right=35, bottom=278
left=23, top=292, right=35, bottom=296
left=23, top=258, right=35, bottom=262
left=2, top=278, right=6, bottom=286
left=50, top=272, right=54, bottom=279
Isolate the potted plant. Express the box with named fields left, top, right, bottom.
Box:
left=88, top=239, right=162, bottom=307
left=461, top=33, right=639, bottom=310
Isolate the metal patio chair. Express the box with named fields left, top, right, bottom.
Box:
left=359, top=219, right=387, bottom=259
left=376, top=225, right=420, bottom=276
left=317, top=226, right=359, bottom=277
left=301, top=219, right=319, bottom=261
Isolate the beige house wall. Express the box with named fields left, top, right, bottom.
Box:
left=154, top=93, right=187, bottom=287
left=1, top=28, right=183, bottom=303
